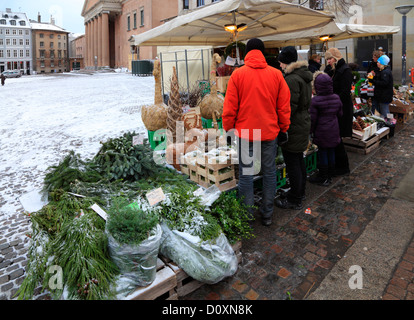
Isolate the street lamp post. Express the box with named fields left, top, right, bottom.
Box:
left=396, top=5, right=414, bottom=86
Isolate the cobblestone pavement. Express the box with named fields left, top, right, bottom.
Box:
left=184, top=120, right=414, bottom=300
left=1, top=120, right=413, bottom=300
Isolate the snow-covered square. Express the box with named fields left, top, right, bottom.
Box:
left=0, top=71, right=154, bottom=218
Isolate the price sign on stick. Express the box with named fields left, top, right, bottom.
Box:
left=91, top=203, right=108, bottom=221
left=146, top=188, right=166, bottom=206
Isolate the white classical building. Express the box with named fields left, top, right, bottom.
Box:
left=0, top=8, right=33, bottom=74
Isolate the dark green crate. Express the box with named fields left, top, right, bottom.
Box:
left=201, top=117, right=223, bottom=129
left=147, top=129, right=166, bottom=150
left=305, top=151, right=318, bottom=173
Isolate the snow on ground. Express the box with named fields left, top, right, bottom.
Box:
left=0, top=71, right=154, bottom=218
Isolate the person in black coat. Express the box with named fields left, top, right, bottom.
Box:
left=371, top=55, right=393, bottom=118
left=325, top=48, right=353, bottom=176
left=308, top=54, right=322, bottom=73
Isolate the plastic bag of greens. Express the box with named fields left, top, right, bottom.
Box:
left=106, top=199, right=162, bottom=289
left=159, top=222, right=238, bottom=284
left=107, top=224, right=162, bottom=288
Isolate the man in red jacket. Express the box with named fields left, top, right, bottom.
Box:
left=223, top=38, right=291, bottom=226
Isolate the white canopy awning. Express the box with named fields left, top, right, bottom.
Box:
left=130, top=0, right=335, bottom=47
left=260, top=21, right=401, bottom=47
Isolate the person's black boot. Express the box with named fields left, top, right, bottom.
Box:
left=275, top=198, right=303, bottom=210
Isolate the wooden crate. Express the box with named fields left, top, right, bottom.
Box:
left=180, top=164, right=190, bottom=176
left=375, top=126, right=390, bottom=140
left=343, top=134, right=380, bottom=155
left=125, top=258, right=178, bottom=300
left=197, top=164, right=236, bottom=192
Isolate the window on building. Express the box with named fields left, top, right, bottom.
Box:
left=50, top=34, right=54, bottom=39
left=127, top=15, right=131, bottom=31
left=40, top=50, right=45, bottom=58
left=19, top=50, right=23, bottom=58
left=12, top=39, right=16, bottom=45
left=12, top=29, right=16, bottom=35
left=6, top=49, right=10, bottom=57
left=40, top=33, right=44, bottom=38
left=58, top=35, right=61, bottom=39
left=26, top=50, right=29, bottom=57
left=10, top=20, right=16, bottom=25
left=19, top=20, right=26, bottom=26
left=309, top=0, right=324, bottom=10
left=183, top=0, right=189, bottom=9
left=13, top=50, right=17, bottom=58
left=41, top=61, right=45, bottom=68
left=133, top=12, right=137, bottom=29
left=19, top=29, right=22, bottom=35
left=50, top=42, right=54, bottom=48
left=6, top=39, right=10, bottom=45
left=0, top=39, right=3, bottom=45
left=0, top=50, right=3, bottom=58
left=5, top=29, right=10, bottom=34
left=19, top=39, right=23, bottom=45
left=197, top=0, right=205, bottom=7
left=50, top=50, right=55, bottom=59
left=0, top=19, right=6, bottom=25
left=140, top=8, right=144, bottom=26
left=40, top=42, right=44, bottom=48
left=26, top=39, right=29, bottom=46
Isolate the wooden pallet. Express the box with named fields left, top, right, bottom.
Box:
left=343, top=134, right=380, bottom=155
left=125, top=242, right=242, bottom=300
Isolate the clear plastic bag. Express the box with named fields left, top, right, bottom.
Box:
left=106, top=224, right=162, bottom=288
left=159, top=222, right=238, bottom=284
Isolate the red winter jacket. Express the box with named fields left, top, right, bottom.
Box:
left=222, top=50, right=291, bottom=141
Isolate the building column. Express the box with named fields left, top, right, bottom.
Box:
left=98, top=14, right=102, bottom=66
left=102, top=12, right=110, bottom=67
left=85, top=22, right=90, bottom=67
left=93, top=16, right=98, bottom=68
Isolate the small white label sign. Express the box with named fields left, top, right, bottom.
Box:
left=146, top=188, right=166, bottom=206
left=91, top=203, right=108, bottom=220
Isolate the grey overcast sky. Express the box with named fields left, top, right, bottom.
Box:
left=0, top=0, right=85, bottom=34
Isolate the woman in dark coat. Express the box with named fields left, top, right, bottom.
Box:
left=309, top=72, right=343, bottom=186
left=276, top=46, right=313, bottom=210
left=325, top=48, right=353, bottom=176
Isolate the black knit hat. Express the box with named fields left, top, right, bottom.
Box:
left=245, top=38, right=265, bottom=55
left=278, top=46, right=298, bottom=64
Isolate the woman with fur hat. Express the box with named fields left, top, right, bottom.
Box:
left=324, top=47, right=353, bottom=176
left=276, top=46, right=313, bottom=210
left=371, top=55, right=393, bottom=118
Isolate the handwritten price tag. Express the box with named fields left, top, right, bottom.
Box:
left=146, top=188, right=166, bottom=206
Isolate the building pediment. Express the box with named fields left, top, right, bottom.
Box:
left=82, top=0, right=122, bottom=22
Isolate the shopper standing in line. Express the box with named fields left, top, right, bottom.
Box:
left=309, top=72, right=343, bottom=186
left=324, top=48, right=353, bottom=176
left=276, top=46, right=313, bottom=210
left=222, top=38, right=291, bottom=226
